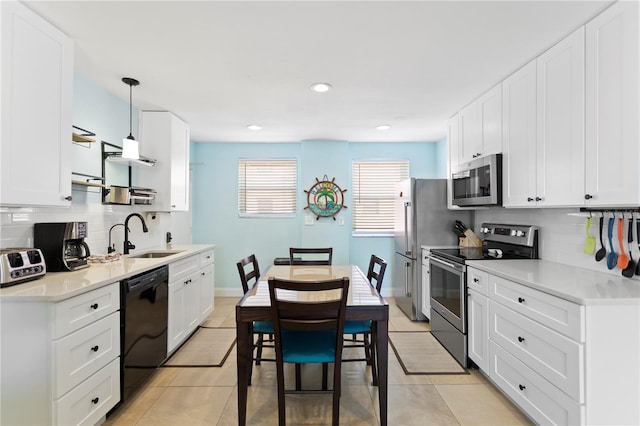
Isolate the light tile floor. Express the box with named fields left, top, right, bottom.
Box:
left=105, top=297, right=532, bottom=425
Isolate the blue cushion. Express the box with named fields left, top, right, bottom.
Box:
left=343, top=320, right=371, bottom=334
left=253, top=321, right=274, bottom=333
left=281, top=330, right=337, bottom=363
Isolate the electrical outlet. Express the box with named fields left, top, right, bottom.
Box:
left=338, top=217, right=345, bottom=226
left=304, top=215, right=315, bottom=225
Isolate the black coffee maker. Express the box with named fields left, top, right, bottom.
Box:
left=34, top=222, right=91, bottom=271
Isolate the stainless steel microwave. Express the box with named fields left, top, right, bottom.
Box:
left=451, top=153, right=502, bottom=207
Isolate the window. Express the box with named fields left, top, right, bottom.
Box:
left=238, top=159, right=297, bottom=217
left=352, top=160, right=409, bottom=234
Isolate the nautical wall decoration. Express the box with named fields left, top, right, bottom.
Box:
left=304, top=175, right=347, bottom=220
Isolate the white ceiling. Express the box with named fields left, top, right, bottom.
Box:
left=25, top=0, right=612, bottom=143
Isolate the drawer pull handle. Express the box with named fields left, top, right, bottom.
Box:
left=92, top=397, right=99, bottom=404
left=518, top=384, right=526, bottom=391
left=517, top=336, right=525, bottom=343
left=473, top=278, right=479, bottom=283
left=91, top=345, right=99, bottom=352
left=517, top=297, right=525, bottom=303
left=90, top=303, right=99, bottom=310
left=202, top=272, right=205, bottom=276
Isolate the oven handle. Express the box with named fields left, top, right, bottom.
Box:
left=429, top=255, right=465, bottom=273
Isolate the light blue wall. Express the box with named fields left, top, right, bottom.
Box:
left=192, top=140, right=440, bottom=295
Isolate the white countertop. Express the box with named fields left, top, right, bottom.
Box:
left=0, top=244, right=215, bottom=303
left=466, top=259, right=640, bottom=306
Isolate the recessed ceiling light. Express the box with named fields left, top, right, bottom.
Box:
left=376, top=125, right=391, bottom=130
left=247, top=125, right=262, bottom=131
left=310, top=82, right=332, bottom=93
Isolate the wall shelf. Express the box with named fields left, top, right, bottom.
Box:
left=71, top=172, right=105, bottom=187
left=71, top=125, right=96, bottom=143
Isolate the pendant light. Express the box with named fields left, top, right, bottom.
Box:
left=122, top=77, right=140, bottom=160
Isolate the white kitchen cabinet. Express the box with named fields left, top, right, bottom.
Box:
left=420, top=249, right=430, bottom=319
left=199, top=249, right=215, bottom=321
left=167, top=255, right=201, bottom=353
left=585, top=1, right=640, bottom=207
left=458, top=84, right=502, bottom=164
left=0, top=1, right=73, bottom=207
left=503, top=27, right=585, bottom=207
left=0, top=283, right=120, bottom=425
left=138, top=111, right=190, bottom=211
left=466, top=267, right=489, bottom=371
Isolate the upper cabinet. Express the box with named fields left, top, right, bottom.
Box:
left=584, top=1, right=640, bottom=207
left=0, top=2, right=73, bottom=207
left=503, top=28, right=585, bottom=208
left=138, top=111, right=190, bottom=211
left=458, top=84, right=502, bottom=165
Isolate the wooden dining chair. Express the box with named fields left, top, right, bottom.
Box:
left=342, top=254, right=387, bottom=385
left=268, top=276, right=349, bottom=426
left=236, top=254, right=274, bottom=384
left=288, top=247, right=333, bottom=265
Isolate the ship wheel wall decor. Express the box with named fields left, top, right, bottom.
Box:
left=304, top=176, right=348, bottom=220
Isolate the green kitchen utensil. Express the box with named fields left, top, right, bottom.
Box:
left=583, top=217, right=596, bottom=254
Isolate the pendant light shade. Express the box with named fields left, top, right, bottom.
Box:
left=122, top=77, right=140, bottom=160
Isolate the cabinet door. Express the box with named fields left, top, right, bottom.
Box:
left=459, top=102, right=482, bottom=164
left=200, top=264, right=215, bottom=321
left=446, top=114, right=460, bottom=209
left=184, top=273, right=201, bottom=335
left=0, top=1, right=73, bottom=207
left=536, top=27, right=585, bottom=207
left=170, top=115, right=190, bottom=211
left=502, top=60, right=537, bottom=207
left=467, top=289, right=489, bottom=371
left=479, top=84, right=502, bottom=156
left=585, top=1, right=640, bottom=206
left=167, top=281, right=185, bottom=353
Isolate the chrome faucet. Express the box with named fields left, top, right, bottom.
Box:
left=123, top=213, right=149, bottom=254
left=108, top=223, right=126, bottom=253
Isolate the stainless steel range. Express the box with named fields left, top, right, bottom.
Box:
left=428, top=223, right=539, bottom=368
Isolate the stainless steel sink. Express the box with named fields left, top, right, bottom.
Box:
left=128, top=251, right=183, bottom=259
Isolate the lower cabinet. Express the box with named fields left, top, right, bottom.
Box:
left=0, top=282, right=121, bottom=425
left=167, top=249, right=215, bottom=354
left=469, top=270, right=640, bottom=425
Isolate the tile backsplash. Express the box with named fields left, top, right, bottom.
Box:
left=0, top=203, right=191, bottom=256
left=475, top=207, right=640, bottom=282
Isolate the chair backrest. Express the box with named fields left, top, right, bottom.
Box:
left=237, top=254, right=260, bottom=293
left=289, top=247, right=333, bottom=265
left=367, top=254, right=387, bottom=293
left=268, top=277, right=349, bottom=355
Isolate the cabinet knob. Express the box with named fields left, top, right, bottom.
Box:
left=584, top=194, right=593, bottom=200
left=91, top=397, right=100, bottom=404
left=91, top=345, right=99, bottom=352
left=518, top=336, right=525, bottom=343
left=535, top=197, right=542, bottom=202
left=90, top=303, right=99, bottom=310
left=518, top=297, right=525, bottom=303
left=64, top=195, right=73, bottom=201
left=518, top=384, right=526, bottom=391
left=527, top=197, right=534, bottom=202
left=473, top=278, right=479, bottom=283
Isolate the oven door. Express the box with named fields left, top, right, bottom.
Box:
left=429, top=256, right=466, bottom=333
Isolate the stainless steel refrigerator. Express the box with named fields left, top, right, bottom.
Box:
left=393, top=179, right=471, bottom=321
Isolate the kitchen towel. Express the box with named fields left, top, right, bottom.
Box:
left=163, top=327, right=236, bottom=367
left=389, top=331, right=467, bottom=375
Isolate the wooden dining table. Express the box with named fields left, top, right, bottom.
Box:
left=235, top=264, right=389, bottom=425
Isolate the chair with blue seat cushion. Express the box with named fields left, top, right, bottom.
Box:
left=268, top=276, right=349, bottom=426
left=236, top=254, right=274, bottom=384
left=342, top=254, right=387, bottom=386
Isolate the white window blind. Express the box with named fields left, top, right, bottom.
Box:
left=352, top=160, right=409, bottom=234
left=238, top=159, right=297, bottom=217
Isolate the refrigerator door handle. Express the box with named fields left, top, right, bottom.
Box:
left=404, top=202, right=411, bottom=255
left=405, top=261, right=411, bottom=296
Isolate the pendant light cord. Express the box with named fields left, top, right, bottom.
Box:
left=129, top=83, right=133, bottom=138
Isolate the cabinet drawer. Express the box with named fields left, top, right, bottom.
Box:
left=467, top=267, right=489, bottom=296
left=490, top=302, right=583, bottom=402
left=54, top=312, right=120, bottom=398
left=169, top=255, right=199, bottom=281
left=489, top=275, right=583, bottom=341
left=54, top=283, right=119, bottom=339
left=54, top=357, right=120, bottom=426
left=200, top=249, right=214, bottom=267
left=490, top=342, right=582, bottom=426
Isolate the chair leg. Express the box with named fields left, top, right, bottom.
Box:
left=351, top=333, right=357, bottom=341
left=363, top=333, right=372, bottom=365
left=370, top=326, right=378, bottom=386
left=332, top=361, right=342, bottom=426
left=276, top=359, right=286, bottom=426
left=295, top=363, right=302, bottom=391
left=322, top=363, right=328, bottom=391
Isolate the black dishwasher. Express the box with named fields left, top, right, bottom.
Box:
left=120, top=265, right=168, bottom=404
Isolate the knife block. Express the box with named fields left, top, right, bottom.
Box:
left=459, top=229, right=483, bottom=248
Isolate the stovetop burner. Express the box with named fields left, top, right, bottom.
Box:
left=430, top=223, right=539, bottom=264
